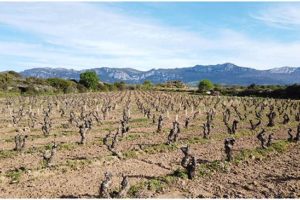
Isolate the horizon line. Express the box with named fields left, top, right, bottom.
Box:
left=1, top=62, right=299, bottom=73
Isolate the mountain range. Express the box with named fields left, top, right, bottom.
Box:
left=19, top=63, right=300, bottom=85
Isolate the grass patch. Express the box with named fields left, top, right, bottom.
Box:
left=234, top=140, right=289, bottom=163
left=235, top=130, right=255, bottom=139
left=198, top=160, right=229, bottom=177
left=128, top=181, right=145, bottom=197
left=234, top=148, right=256, bottom=163
left=26, top=142, right=57, bottom=154
left=271, top=140, right=289, bottom=153
left=130, top=118, right=148, bottom=123
left=205, top=129, right=256, bottom=142
left=5, top=167, right=26, bottom=184
left=103, top=127, right=115, bottom=132
left=212, top=132, right=228, bottom=140
left=147, top=178, right=166, bottom=192
left=0, top=150, right=17, bottom=159
left=128, top=178, right=167, bottom=197
left=60, top=143, right=77, bottom=151
left=184, top=136, right=207, bottom=144
left=143, top=143, right=177, bottom=154
left=171, top=168, right=188, bottom=179
left=66, top=159, right=92, bottom=170
left=127, top=156, right=245, bottom=197
left=123, top=134, right=141, bottom=141
left=161, top=175, right=177, bottom=184
left=123, top=150, right=139, bottom=159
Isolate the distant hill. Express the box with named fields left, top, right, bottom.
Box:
left=19, top=63, right=300, bottom=85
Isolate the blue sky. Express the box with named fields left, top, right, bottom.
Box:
left=0, top=2, right=300, bottom=71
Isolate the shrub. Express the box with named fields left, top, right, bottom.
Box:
left=47, top=78, right=76, bottom=93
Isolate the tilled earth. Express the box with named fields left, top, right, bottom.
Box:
left=0, top=91, right=299, bottom=198
left=156, top=143, right=300, bottom=198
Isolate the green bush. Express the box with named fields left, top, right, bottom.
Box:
left=47, top=78, right=76, bottom=93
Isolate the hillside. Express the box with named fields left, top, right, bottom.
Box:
left=19, top=63, right=300, bottom=85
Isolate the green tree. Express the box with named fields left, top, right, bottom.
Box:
left=198, top=79, right=214, bottom=92
left=79, top=71, right=99, bottom=90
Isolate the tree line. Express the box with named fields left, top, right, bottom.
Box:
left=197, top=79, right=300, bottom=99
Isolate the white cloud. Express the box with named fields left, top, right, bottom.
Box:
left=252, top=4, right=300, bottom=29
left=0, top=2, right=300, bottom=71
